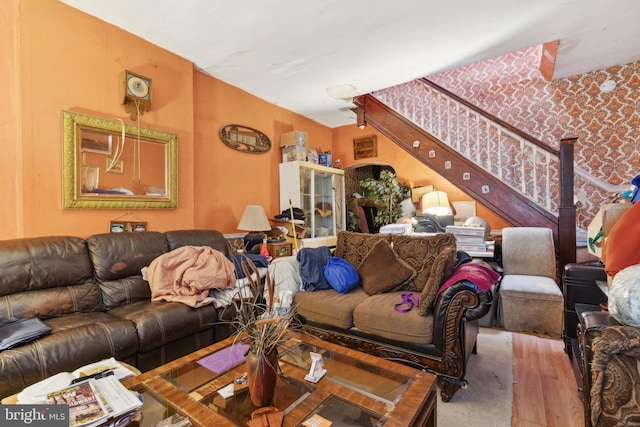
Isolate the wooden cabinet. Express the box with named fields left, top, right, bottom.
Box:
left=267, top=241, right=292, bottom=259
left=279, top=161, right=345, bottom=248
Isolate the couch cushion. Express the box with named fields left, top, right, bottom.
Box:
left=353, top=292, right=434, bottom=345
left=0, top=312, right=138, bottom=399
left=0, top=236, right=103, bottom=319
left=0, top=283, right=104, bottom=320
left=358, top=240, right=416, bottom=295
left=107, top=300, right=217, bottom=353
left=165, top=229, right=233, bottom=257
left=294, top=288, right=369, bottom=329
left=392, top=233, right=457, bottom=292
left=419, top=246, right=457, bottom=314
left=333, top=231, right=392, bottom=269
left=87, top=231, right=168, bottom=308
left=0, top=236, right=93, bottom=294
left=99, top=277, right=154, bottom=309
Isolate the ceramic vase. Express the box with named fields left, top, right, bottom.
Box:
left=246, top=350, right=278, bottom=407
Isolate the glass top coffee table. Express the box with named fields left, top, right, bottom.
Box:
left=123, top=330, right=436, bottom=426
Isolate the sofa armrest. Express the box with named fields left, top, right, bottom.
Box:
left=574, top=310, right=617, bottom=424
left=431, top=280, right=493, bottom=351
left=580, top=310, right=617, bottom=334
left=578, top=310, right=619, bottom=379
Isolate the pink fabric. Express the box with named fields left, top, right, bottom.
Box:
left=437, top=262, right=500, bottom=296
left=147, top=246, right=236, bottom=307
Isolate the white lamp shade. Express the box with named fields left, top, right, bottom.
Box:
left=237, top=205, right=271, bottom=231
left=421, top=191, right=452, bottom=216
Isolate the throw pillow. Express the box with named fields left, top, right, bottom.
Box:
left=357, top=240, right=417, bottom=295
left=419, top=247, right=457, bottom=315
left=392, top=233, right=457, bottom=292
left=333, top=231, right=392, bottom=269
left=323, top=257, right=360, bottom=294
left=602, top=200, right=640, bottom=278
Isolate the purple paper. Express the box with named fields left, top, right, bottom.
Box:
left=197, top=342, right=250, bottom=373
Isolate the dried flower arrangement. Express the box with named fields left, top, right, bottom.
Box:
left=230, top=257, right=296, bottom=358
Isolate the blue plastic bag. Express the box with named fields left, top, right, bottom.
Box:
left=323, top=257, right=360, bottom=294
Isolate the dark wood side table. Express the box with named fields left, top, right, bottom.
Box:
left=266, top=241, right=293, bottom=259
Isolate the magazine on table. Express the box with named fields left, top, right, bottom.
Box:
left=17, top=357, right=137, bottom=404
left=45, top=374, right=142, bottom=427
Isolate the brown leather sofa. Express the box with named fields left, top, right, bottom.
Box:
left=293, top=231, right=494, bottom=402
left=0, top=229, right=236, bottom=399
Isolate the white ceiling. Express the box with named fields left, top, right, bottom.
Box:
left=60, top=0, right=640, bottom=128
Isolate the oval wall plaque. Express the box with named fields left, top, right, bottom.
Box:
left=219, top=124, right=271, bottom=154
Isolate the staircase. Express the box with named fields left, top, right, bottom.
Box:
left=353, top=79, right=577, bottom=267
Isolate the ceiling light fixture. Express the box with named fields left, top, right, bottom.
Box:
left=326, top=84, right=358, bottom=100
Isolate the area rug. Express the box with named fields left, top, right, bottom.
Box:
left=437, top=327, right=513, bottom=427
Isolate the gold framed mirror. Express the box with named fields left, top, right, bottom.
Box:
left=62, top=110, right=178, bottom=209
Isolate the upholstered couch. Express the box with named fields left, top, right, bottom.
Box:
left=0, top=229, right=239, bottom=399
left=291, top=231, right=496, bottom=402
left=577, top=310, right=640, bottom=427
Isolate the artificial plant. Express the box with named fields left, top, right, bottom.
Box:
left=359, top=170, right=407, bottom=227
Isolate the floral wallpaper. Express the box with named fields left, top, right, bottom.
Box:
left=378, top=46, right=639, bottom=228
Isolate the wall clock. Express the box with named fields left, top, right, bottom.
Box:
left=219, top=124, right=271, bottom=154
left=121, top=70, right=152, bottom=120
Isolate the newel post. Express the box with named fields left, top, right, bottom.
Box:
left=558, top=137, right=577, bottom=274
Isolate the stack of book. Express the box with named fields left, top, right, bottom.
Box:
left=45, top=374, right=143, bottom=427
left=445, top=225, right=489, bottom=253
left=16, top=358, right=142, bottom=427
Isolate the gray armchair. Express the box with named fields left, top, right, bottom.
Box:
left=498, top=227, right=563, bottom=337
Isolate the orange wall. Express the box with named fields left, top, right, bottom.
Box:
left=1, top=0, right=504, bottom=240
left=1, top=2, right=21, bottom=239
left=331, top=125, right=509, bottom=231
left=2, top=0, right=195, bottom=239
left=1, top=0, right=332, bottom=240
left=192, top=72, right=331, bottom=234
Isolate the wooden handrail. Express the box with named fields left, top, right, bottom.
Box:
left=356, top=88, right=578, bottom=271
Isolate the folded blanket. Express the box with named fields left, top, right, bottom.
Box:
left=297, top=246, right=332, bottom=291
left=0, top=317, right=51, bottom=350
left=437, top=262, right=500, bottom=297
left=229, top=253, right=268, bottom=279
left=147, top=245, right=236, bottom=307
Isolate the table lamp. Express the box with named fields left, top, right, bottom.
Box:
left=237, top=205, right=272, bottom=252
left=418, top=191, right=455, bottom=232
left=421, top=191, right=452, bottom=216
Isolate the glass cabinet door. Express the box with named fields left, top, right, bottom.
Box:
left=310, top=168, right=338, bottom=238
left=279, top=161, right=345, bottom=245
left=299, top=167, right=313, bottom=235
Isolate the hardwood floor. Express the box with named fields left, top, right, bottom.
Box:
left=512, top=331, right=585, bottom=427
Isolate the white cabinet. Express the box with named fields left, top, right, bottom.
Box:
left=279, top=161, right=345, bottom=247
